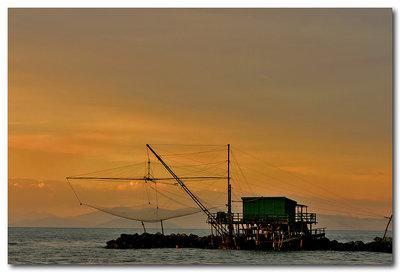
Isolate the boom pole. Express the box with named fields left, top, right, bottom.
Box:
left=146, top=144, right=229, bottom=236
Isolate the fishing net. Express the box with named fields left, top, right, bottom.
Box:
left=67, top=145, right=229, bottom=223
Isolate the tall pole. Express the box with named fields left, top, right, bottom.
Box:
left=383, top=215, right=392, bottom=239
left=141, top=221, right=146, bottom=233
left=227, top=144, right=231, bottom=214
left=227, top=144, right=233, bottom=239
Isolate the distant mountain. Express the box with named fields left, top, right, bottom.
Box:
left=9, top=210, right=391, bottom=231
left=317, top=214, right=391, bottom=231
left=9, top=210, right=203, bottom=229
left=10, top=212, right=106, bottom=228
left=10, top=216, right=90, bottom=228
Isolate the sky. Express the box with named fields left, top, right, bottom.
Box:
left=8, top=9, right=392, bottom=226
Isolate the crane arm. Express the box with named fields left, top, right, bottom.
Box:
left=146, top=144, right=228, bottom=236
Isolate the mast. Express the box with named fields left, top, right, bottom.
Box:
left=383, top=214, right=392, bottom=239
left=160, top=220, right=164, bottom=235
left=141, top=221, right=146, bottom=233
left=227, top=144, right=233, bottom=239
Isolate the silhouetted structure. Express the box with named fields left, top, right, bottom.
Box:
left=208, top=196, right=325, bottom=250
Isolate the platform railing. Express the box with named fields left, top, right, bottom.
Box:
left=244, top=214, right=289, bottom=223
left=295, top=212, right=317, bottom=223
left=206, top=212, right=242, bottom=224
left=207, top=212, right=290, bottom=224
left=310, top=227, right=326, bottom=236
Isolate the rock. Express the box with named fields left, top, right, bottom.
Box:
left=354, top=241, right=365, bottom=251
left=106, top=239, right=118, bottom=249
left=366, top=237, right=392, bottom=253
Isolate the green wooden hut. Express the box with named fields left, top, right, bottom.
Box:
left=242, top=196, right=297, bottom=223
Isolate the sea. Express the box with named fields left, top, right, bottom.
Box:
left=8, top=227, right=393, bottom=265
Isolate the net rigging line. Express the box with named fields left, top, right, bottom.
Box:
left=232, top=147, right=386, bottom=218
left=150, top=181, right=199, bottom=212
left=171, top=157, right=224, bottom=169
left=173, top=163, right=227, bottom=177
left=67, top=175, right=210, bottom=222
left=168, top=160, right=227, bottom=168
left=81, top=202, right=203, bottom=223
left=66, top=146, right=230, bottom=225
left=229, top=157, right=248, bottom=200
left=233, top=147, right=382, bottom=214
left=152, top=150, right=228, bottom=179
left=156, top=147, right=226, bottom=161
left=166, top=159, right=227, bottom=171
left=68, top=162, right=146, bottom=178
left=161, top=148, right=227, bottom=157
left=66, top=178, right=82, bottom=205
left=149, top=144, right=225, bottom=147
left=231, top=150, right=255, bottom=195
left=156, top=173, right=226, bottom=208
left=147, top=161, right=220, bottom=208
left=148, top=183, right=193, bottom=208
left=156, top=146, right=238, bottom=210
left=231, top=174, right=245, bottom=200
left=240, top=163, right=384, bottom=218
left=67, top=165, right=226, bottom=183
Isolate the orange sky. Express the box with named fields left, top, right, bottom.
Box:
left=8, top=9, right=392, bottom=224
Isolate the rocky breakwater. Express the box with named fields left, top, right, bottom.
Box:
left=284, top=236, right=392, bottom=253
left=106, top=233, right=392, bottom=253
left=106, top=232, right=220, bottom=249
left=310, top=237, right=392, bottom=253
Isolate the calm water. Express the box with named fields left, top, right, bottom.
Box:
left=8, top=227, right=392, bottom=265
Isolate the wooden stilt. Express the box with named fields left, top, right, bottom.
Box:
left=256, top=225, right=259, bottom=246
